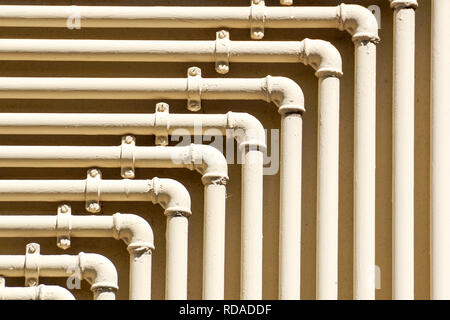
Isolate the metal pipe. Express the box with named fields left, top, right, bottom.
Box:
left=0, top=209, right=154, bottom=300
left=390, top=0, right=418, bottom=300
left=0, top=175, right=191, bottom=299
left=0, top=109, right=265, bottom=300
left=0, top=43, right=339, bottom=298
left=0, top=4, right=378, bottom=41
left=431, top=0, right=450, bottom=300
left=0, top=284, right=75, bottom=300
left=0, top=243, right=118, bottom=300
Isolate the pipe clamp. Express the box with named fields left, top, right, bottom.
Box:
left=250, top=0, right=266, bottom=40
left=24, top=243, right=40, bottom=287
left=120, top=135, right=136, bottom=179
left=85, top=168, right=102, bottom=213
left=56, top=204, right=72, bottom=250
left=215, top=30, right=230, bottom=74
left=187, top=67, right=202, bottom=112
left=154, top=102, right=170, bottom=146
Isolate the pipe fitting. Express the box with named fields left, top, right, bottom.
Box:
left=299, top=38, right=343, bottom=79
left=337, top=4, right=380, bottom=43
left=112, top=213, right=155, bottom=253
left=37, top=285, right=76, bottom=300
left=148, top=177, right=192, bottom=217
left=227, top=112, right=266, bottom=151
left=264, top=76, right=305, bottom=114
left=186, top=144, right=229, bottom=186
left=78, top=252, right=119, bottom=294
left=389, top=0, right=418, bottom=9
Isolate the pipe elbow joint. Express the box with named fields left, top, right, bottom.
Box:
left=188, top=144, right=229, bottom=186
left=389, top=0, right=418, bottom=9
left=113, top=213, right=155, bottom=253
left=299, top=38, right=343, bottom=79
left=338, top=4, right=380, bottom=43
left=78, top=252, right=119, bottom=294
left=265, top=76, right=305, bottom=114
left=148, top=177, right=192, bottom=217
left=227, top=112, right=266, bottom=151
left=37, top=285, right=76, bottom=300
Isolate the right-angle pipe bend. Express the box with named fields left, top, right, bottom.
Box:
left=78, top=252, right=119, bottom=294
left=148, top=177, right=192, bottom=217
left=337, top=4, right=380, bottom=43
left=299, top=38, right=343, bottom=78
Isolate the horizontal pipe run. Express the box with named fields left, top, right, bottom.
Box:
left=0, top=284, right=75, bottom=300
left=0, top=4, right=379, bottom=41
left=0, top=246, right=118, bottom=300
left=0, top=212, right=154, bottom=300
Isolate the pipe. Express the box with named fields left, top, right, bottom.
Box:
left=0, top=209, right=154, bottom=300
left=0, top=4, right=378, bottom=40
left=0, top=143, right=228, bottom=300
left=431, top=0, right=450, bottom=300
left=0, top=109, right=266, bottom=300
left=0, top=284, right=75, bottom=300
left=0, top=243, right=118, bottom=300
left=0, top=40, right=339, bottom=298
left=390, top=0, right=418, bottom=300
left=0, top=176, right=190, bottom=299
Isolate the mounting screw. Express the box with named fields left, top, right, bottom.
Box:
left=216, top=64, right=230, bottom=74
left=88, top=168, right=99, bottom=178
left=87, top=202, right=101, bottom=213
left=27, top=279, right=37, bottom=287
left=57, top=238, right=71, bottom=250
left=124, top=135, right=134, bottom=144
left=123, top=169, right=135, bottom=179
left=218, top=30, right=228, bottom=39
left=60, top=204, right=70, bottom=214
left=27, top=244, right=37, bottom=254
left=188, top=67, right=200, bottom=76
left=156, top=102, right=169, bottom=113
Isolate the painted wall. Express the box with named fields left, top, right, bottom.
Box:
left=0, top=0, right=431, bottom=300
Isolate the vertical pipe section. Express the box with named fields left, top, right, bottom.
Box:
left=316, top=76, right=340, bottom=300
left=391, top=0, right=417, bottom=300
left=279, top=113, right=303, bottom=300
left=353, top=40, right=377, bottom=300
left=431, top=0, right=450, bottom=300
left=240, top=148, right=264, bottom=300
left=128, top=248, right=152, bottom=300
left=165, top=213, right=189, bottom=300
left=202, top=181, right=227, bottom=300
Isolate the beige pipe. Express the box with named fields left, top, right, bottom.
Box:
left=390, top=0, right=418, bottom=300
left=0, top=208, right=154, bottom=300
left=0, top=143, right=228, bottom=300
left=0, top=3, right=377, bottom=41
left=0, top=40, right=340, bottom=298
left=0, top=175, right=191, bottom=299
left=431, top=0, right=450, bottom=300
left=0, top=280, right=75, bottom=300
left=0, top=243, right=118, bottom=300
left=0, top=109, right=265, bottom=300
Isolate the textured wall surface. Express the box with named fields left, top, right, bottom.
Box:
left=0, top=0, right=431, bottom=300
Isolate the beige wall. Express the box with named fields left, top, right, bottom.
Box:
left=0, top=0, right=431, bottom=300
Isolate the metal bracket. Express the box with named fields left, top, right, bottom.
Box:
left=187, top=67, right=202, bottom=112
left=56, top=204, right=72, bottom=250
left=24, top=243, right=40, bottom=287
left=280, top=0, right=293, bottom=5
left=120, top=135, right=136, bottom=179
left=85, top=168, right=102, bottom=213
left=250, top=0, right=265, bottom=40
left=215, top=30, right=230, bottom=74
left=154, top=102, right=170, bottom=146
